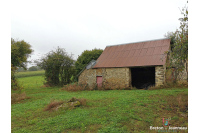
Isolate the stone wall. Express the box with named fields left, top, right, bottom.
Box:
left=155, top=66, right=165, bottom=86
left=103, top=68, right=130, bottom=89
left=79, top=66, right=167, bottom=88
left=78, top=67, right=131, bottom=89
left=78, top=68, right=96, bottom=88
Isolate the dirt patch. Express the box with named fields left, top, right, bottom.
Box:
left=11, top=92, right=30, bottom=104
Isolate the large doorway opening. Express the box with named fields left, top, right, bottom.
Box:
left=131, top=67, right=155, bottom=89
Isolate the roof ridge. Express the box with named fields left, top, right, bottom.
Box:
left=106, top=38, right=170, bottom=47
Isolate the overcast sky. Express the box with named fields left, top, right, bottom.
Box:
left=11, top=0, right=187, bottom=67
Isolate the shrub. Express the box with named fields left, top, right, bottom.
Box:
left=62, top=83, right=89, bottom=91
left=11, top=65, right=23, bottom=90
left=37, top=47, right=75, bottom=87
left=28, top=66, right=38, bottom=71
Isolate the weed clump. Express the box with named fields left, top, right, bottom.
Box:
left=44, top=100, right=64, bottom=111
left=44, top=97, right=87, bottom=112
left=165, top=93, right=188, bottom=112
left=62, top=83, right=89, bottom=91
left=148, top=81, right=188, bottom=90
left=11, top=92, right=30, bottom=104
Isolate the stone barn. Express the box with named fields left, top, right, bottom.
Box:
left=78, top=38, right=171, bottom=89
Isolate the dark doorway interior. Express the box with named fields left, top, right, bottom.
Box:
left=131, top=67, right=155, bottom=89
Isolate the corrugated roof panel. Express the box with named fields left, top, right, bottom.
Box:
left=146, top=47, right=155, bottom=56
left=121, top=57, right=129, bottom=67
left=135, top=56, right=142, bottom=66
left=160, top=45, right=170, bottom=54
left=114, top=58, right=121, bottom=67
left=116, top=58, right=124, bottom=67
left=119, top=51, right=125, bottom=57
left=137, top=56, right=148, bottom=66
left=123, top=44, right=133, bottom=51
left=104, top=59, right=111, bottom=67
left=127, top=49, right=136, bottom=57
left=154, top=40, right=162, bottom=47
left=143, top=55, right=151, bottom=66
left=109, top=46, right=115, bottom=53
left=132, top=43, right=140, bottom=49
left=122, top=50, right=130, bottom=57
left=93, top=38, right=170, bottom=68
left=121, top=45, right=127, bottom=51
left=134, top=49, right=142, bottom=57
left=112, top=51, right=120, bottom=59
left=143, top=42, right=150, bottom=48
left=129, top=57, right=138, bottom=66
left=115, top=45, right=121, bottom=51
left=153, top=46, right=162, bottom=55
left=148, top=41, right=156, bottom=47
left=125, top=57, right=133, bottom=66
left=152, top=54, right=165, bottom=65
left=140, top=48, right=148, bottom=56
left=105, top=47, right=111, bottom=53
left=149, top=55, right=157, bottom=66
left=137, top=43, right=144, bottom=49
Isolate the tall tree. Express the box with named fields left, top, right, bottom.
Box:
left=75, top=48, right=103, bottom=74
left=11, top=38, right=33, bottom=90
left=11, top=38, right=33, bottom=69
left=165, top=2, right=188, bottom=82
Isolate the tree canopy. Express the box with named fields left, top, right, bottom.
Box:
left=28, top=66, right=38, bottom=71
left=11, top=38, right=33, bottom=69
left=165, top=2, right=188, bottom=81
left=11, top=38, right=33, bottom=90
left=75, top=48, right=103, bottom=74
left=37, top=47, right=75, bottom=86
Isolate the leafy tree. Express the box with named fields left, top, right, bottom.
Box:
left=165, top=2, right=188, bottom=82
left=28, top=66, right=38, bottom=71
left=16, top=67, right=26, bottom=72
left=11, top=38, right=33, bottom=90
left=11, top=38, right=33, bottom=69
left=75, top=48, right=103, bottom=74
left=37, top=47, right=75, bottom=86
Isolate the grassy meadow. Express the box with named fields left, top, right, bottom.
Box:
left=11, top=72, right=188, bottom=133
left=15, top=70, right=45, bottom=78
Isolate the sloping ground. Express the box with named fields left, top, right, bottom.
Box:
left=11, top=75, right=188, bottom=133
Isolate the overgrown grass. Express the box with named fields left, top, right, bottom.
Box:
left=11, top=75, right=188, bottom=133
left=15, top=70, right=45, bottom=78
left=11, top=92, right=30, bottom=104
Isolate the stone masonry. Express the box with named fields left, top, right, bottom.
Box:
left=78, top=68, right=96, bottom=88
left=78, top=68, right=131, bottom=89
left=155, top=66, right=165, bottom=86
left=79, top=66, right=166, bottom=89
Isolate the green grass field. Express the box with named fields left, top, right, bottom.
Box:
left=15, top=70, right=45, bottom=78
left=11, top=73, right=188, bottom=133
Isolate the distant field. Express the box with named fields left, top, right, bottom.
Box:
left=11, top=75, right=188, bottom=133
left=15, top=70, right=45, bottom=78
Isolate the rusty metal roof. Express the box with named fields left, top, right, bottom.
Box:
left=93, top=38, right=170, bottom=68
